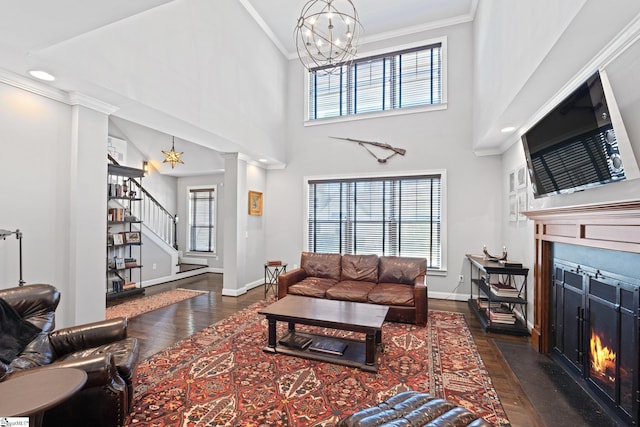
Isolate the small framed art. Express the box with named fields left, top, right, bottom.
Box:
left=248, top=191, right=263, bottom=216
left=517, top=164, right=527, bottom=189
left=509, top=170, right=516, bottom=194
left=112, top=233, right=124, bottom=245
left=125, top=231, right=141, bottom=243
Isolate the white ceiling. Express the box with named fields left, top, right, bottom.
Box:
left=0, top=0, right=476, bottom=176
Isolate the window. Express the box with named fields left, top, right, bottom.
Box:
left=189, top=187, right=216, bottom=252
left=307, top=174, right=443, bottom=269
left=308, top=41, right=444, bottom=121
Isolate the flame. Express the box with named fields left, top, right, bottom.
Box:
left=590, top=330, right=616, bottom=381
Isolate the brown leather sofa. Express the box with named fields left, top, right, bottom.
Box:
left=0, top=284, right=139, bottom=427
left=337, top=390, right=493, bottom=427
left=278, top=252, right=428, bottom=326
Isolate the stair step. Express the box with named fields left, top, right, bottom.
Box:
left=178, top=263, right=207, bottom=273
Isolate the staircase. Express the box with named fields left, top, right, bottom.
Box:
left=108, top=155, right=177, bottom=250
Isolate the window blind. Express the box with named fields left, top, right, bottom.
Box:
left=309, top=43, right=442, bottom=120
left=189, top=188, right=216, bottom=252
left=308, top=175, right=442, bottom=268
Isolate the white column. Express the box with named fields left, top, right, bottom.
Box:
left=68, top=93, right=118, bottom=324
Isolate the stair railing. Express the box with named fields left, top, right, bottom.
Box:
left=108, top=155, right=178, bottom=249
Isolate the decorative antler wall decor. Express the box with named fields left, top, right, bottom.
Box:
left=483, top=245, right=508, bottom=262
left=330, top=137, right=406, bottom=163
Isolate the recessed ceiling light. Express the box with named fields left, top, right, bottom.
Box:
left=28, top=70, right=56, bottom=81
left=501, top=126, right=516, bottom=133
left=258, top=158, right=268, bottom=163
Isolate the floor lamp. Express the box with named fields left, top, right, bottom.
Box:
left=0, top=228, right=25, bottom=286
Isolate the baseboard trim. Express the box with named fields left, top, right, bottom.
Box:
left=222, top=278, right=264, bottom=297
left=428, top=291, right=469, bottom=302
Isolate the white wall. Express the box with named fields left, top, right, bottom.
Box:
left=473, top=1, right=640, bottom=153
left=36, top=0, right=288, bottom=163
left=222, top=156, right=268, bottom=295
left=177, top=173, right=225, bottom=270
left=246, top=164, right=267, bottom=286
left=0, top=80, right=108, bottom=327
left=266, top=22, right=503, bottom=300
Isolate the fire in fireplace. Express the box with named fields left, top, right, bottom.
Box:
left=590, top=330, right=616, bottom=385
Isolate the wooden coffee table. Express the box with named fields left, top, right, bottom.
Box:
left=258, top=295, right=389, bottom=372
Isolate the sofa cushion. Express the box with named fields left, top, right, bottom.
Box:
left=288, top=277, right=337, bottom=298
left=378, top=256, right=426, bottom=285
left=301, top=252, right=342, bottom=281
left=341, top=254, right=379, bottom=282
left=325, top=281, right=376, bottom=303
left=368, top=283, right=415, bottom=307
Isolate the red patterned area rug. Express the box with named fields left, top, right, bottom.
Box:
left=127, top=299, right=510, bottom=426
left=106, top=288, right=208, bottom=320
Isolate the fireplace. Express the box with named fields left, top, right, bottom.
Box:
left=524, top=199, right=640, bottom=425
left=552, top=256, right=639, bottom=424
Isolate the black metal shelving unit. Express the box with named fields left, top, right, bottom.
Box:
left=106, top=164, right=145, bottom=301
left=466, top=254, right=530, bottom=336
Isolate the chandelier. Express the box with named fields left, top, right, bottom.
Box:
left=162, top=136, right=184, bottom=168
left=294, top=0, right=362, bottom=72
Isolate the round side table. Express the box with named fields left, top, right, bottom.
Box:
left=0, top=367, right=87, bottom=427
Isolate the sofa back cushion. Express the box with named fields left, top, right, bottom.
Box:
left=301, top=252, right=342, bottom=281
left=341, top=254, right=379, bottom=282
left=378, top=256, right=427, bottom=285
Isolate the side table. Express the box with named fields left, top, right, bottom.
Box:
left=264, top=263, right=287, bottom=298
left=0, top=367, right=87, bottom=427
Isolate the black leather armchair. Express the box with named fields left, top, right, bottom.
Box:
left=0, top=284, right=139, bottom=427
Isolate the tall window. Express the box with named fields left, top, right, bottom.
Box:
left=189, top=187, right=216, bottom=253
left=308, top=42, right=443, bottom=121
left=307, top=174, right=443, bottom=269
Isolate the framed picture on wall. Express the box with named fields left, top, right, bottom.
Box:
left=517, top=164, right=527, bottom=189
left=509, top=196, right=517, bottom=222
left=509, top=170, right=516, bottom=194
left=517, top=190, right=528, bottom=221
left=248, top=190, right=263, bottom=216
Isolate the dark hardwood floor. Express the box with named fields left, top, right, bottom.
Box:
left=110, top=273, right=543, bottom=427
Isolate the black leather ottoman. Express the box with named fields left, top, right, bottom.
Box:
left=337, top=390, right=494, bottom=427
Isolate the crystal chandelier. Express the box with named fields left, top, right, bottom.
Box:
left=162, top=136, right=184, bottom=168
left=294, top=0, right=362, bottom=72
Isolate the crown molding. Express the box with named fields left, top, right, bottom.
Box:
left=68, top=92, right=119, bottom=114
left=0, top=68, right=69, bottom=104
left=0, top=68, right=119, bottom=115
left=360, top=14, right=474, bottom=48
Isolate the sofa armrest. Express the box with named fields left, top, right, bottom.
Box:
left=278, top=268, right=307, bottom=299
left=49, top=317, right=128, bottom=356
left=6, top=352, right=120, bottom=389
left=413, top=275, right=428, bottom=326
left=42, top=353, right=129, bottom=427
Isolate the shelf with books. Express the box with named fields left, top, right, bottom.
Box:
left=466, top=254, right=529, bottom=336
left=107, top=163, right=145, bottom=301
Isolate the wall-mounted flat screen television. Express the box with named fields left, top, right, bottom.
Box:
left=522, top=70, right=639, bottom=198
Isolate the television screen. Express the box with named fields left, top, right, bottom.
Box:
left=522, top=71, right=632, bottom=198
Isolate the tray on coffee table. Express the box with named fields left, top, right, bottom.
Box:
left=258, top=295, right=389, bottom=372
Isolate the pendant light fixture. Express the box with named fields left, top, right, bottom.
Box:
left=162, top=136, right=184, bottom=168
left=294, top=0, right=362, bottom=72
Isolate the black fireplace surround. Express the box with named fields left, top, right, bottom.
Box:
left=552, top=244, right=640, bottom=425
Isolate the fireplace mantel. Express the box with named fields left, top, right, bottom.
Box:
left=523, top=199, right=640, bottom=352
